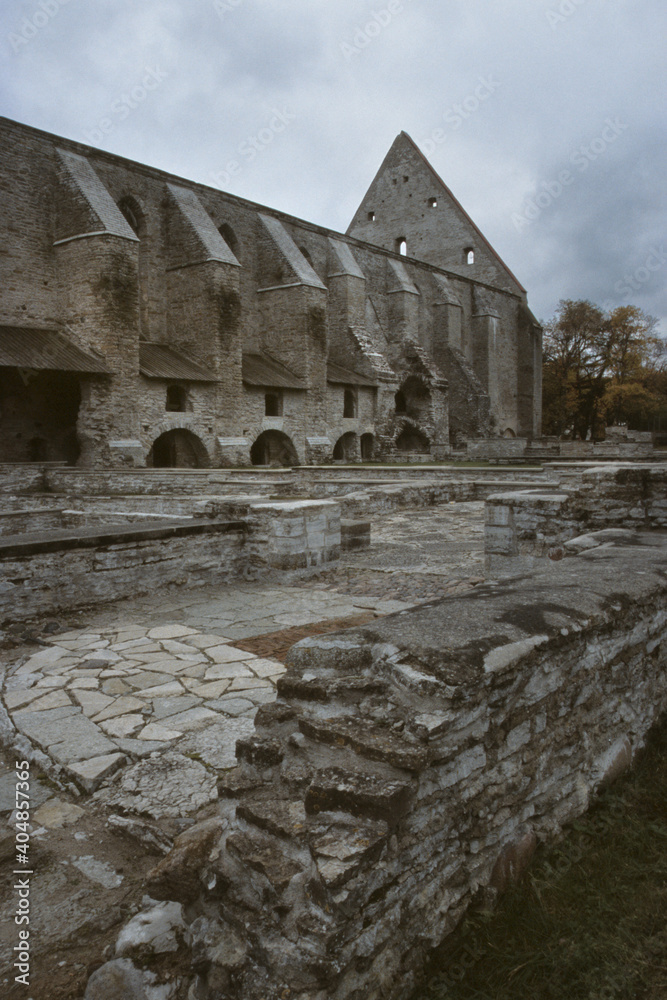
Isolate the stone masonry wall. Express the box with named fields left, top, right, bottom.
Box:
left=0, top=500, right=342, bottom=621
left=485, top=465, right=667, bottom=574
left=145, top=536, right=667, bottom=1000
left=0, top=116, right=540, bottom=463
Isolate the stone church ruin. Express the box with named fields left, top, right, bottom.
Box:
left=1, top=115, right=666, bottom=1000
left=0, top=118, right=542, bottom=468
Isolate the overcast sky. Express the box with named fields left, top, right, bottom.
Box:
left=1, top=0, right=665, bottom=331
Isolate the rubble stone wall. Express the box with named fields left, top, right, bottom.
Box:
left=485, top=465, right=667, bottom=573
left=164, top=538, right=667, bottom=1000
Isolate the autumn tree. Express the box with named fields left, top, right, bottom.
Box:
left=542, top=300, right=665, bottom=439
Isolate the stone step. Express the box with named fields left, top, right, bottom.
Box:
left=298, top=716, right=430, bottom=773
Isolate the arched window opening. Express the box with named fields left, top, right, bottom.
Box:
left=394, top=390, right=406, bottom=414
left=166, top=385, right=187, bottom=412
left=367, top=211, right=376, bottom=222
left=464, top=247, right=475, bottom=265
left=265, top=391, right=283, bottom=417
left=360, top=433, right=374, bottom=461
left=118, top=196, right=144, bottom=237
left=343, top=388, right=357, bottom=418
left=219, top=223, right=239, bottom=258
left=396, top=238, right=407, bottom=256
left=118, top=196, right=148, bottom=334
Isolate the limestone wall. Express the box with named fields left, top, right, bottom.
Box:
left=485, top=465, right=667, bottom=574
left=0, top=116, right=539, bottom=464
left=0, top=500, right=342, bottom=621
left=152, top=535, right=667, bottom=1000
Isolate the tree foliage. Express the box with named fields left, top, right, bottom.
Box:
left=542, top=300, right=666, bottom=439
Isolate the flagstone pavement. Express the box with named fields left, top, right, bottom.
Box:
left=0, top=502, right=485, bottom=818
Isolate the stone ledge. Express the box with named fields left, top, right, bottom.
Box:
left=0, top=518, right=247, bottom=558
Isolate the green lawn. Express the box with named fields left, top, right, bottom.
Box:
left=413, top=716, right=667, bottom=1000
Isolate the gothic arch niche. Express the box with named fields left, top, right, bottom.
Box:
left=332, top=432, right=359, bottom=462
left=118, top=196, right=145, bottom=237
left=250, top=430, right=298, bottom=467
left=397, top=375, right=432, bottom=422
left=118, top=194, right=148, bottom=333
left=396, top=425, right=430, bottom=454
left=148, top=429, right=209, bottom=468
left=219, top=223, right=239, bottom=258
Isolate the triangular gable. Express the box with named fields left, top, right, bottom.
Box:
left=347, top=132, right=524, bottom=294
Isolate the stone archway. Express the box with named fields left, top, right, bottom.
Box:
left=332, top=432, right=359, bottom=462
left=250, top=430, right=299, bottom=467
left=149, top=429, right=209, bottom=468
left=397, top=375, right=432, bottom=423
left=396, top=425, right=430, bottom=454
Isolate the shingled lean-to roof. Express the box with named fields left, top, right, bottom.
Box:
left=242, top=353, right=305, bottom=389
left=0, top=326, right=110, bottom=374
left=326, top=360, right=377, bottom=387
left=139, top=343, right=217, bottom=382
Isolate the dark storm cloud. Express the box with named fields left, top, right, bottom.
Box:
left=0, top=0, right=664, bottom=329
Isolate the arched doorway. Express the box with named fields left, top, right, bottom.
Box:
left=149, top=429, right=209, bottom=468
left=250, top=430, right=298, bottom=467
left=332, top=432, right=359, bottom=462
left=360, top=433, right=374, bottom=460
left=396, top=426, right=430, bottom=454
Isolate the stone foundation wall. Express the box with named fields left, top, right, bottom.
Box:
left=0, top=499, right=342, bottom=621
left=485, top=465, right=667, bottom=574
left=0, top=521, right=249, bottom=622
left=147, top=535, right=667, bottom=1000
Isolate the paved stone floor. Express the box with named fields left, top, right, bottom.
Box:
left=0, top=502, right=485, bottom=997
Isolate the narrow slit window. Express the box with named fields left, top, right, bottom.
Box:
left=343, top=388, right=356, bottom=418
left=396, top=238, right=407, bottom=256
left=429, top=197, right=438, bottom=208
left=464, top=247, right=475, bottom=265
left=367, top=211, right=376, bottom=222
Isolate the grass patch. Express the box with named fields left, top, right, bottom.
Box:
left=414, top=716, right=667, bottom=1000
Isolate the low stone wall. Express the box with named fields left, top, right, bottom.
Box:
left=0, top=521, right=249, bottom=622
left=0, top=463, right=61, bottom=494
left=485, top=464, right=667, bottom=574
left=42, top=468, right=291, bottom=496
left=465, top=437, right=528, bottom=460
left=338, top=479, right=548, bottom=518
left=139, top=534, right=667, bottom=1000
left=0, top=500, right=342, bottom=622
